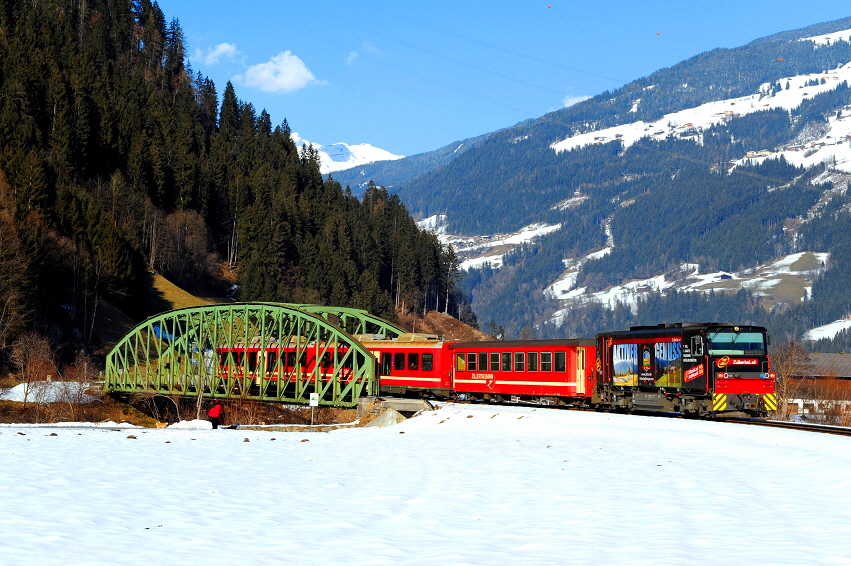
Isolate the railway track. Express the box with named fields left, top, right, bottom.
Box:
left=721, top=417, right=851, bottom=437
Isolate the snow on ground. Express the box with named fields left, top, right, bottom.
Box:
left=1, top=404, right=850, bottom=565
left=415, top=214, right=448, bottom=235
left=291, top=132, right=404, bottom=175
left=805, top=317, right=851, bottom=340
left=551, top=60, right=851, bottom=173
left=799, top=28, right=851, bottom=47
left=0, top=381, right=97, bottom=403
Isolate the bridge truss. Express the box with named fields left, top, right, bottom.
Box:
left=104, top=303, right=383, bottom=406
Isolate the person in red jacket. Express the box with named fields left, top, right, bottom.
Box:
left=207, top=400, right=223, bottom=429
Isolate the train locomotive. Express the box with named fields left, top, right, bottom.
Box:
left=216, top=322, right=776, bottom=418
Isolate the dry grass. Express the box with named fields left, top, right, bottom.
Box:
left=147, top=273, right=217, bottom=312
left=0, top=395, right=158, bottom=426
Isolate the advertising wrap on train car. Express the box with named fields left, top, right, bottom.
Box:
left=684, top=364, right=704, bottom=382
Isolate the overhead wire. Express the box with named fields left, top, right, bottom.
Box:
left=296, top=9, right=820, bottom=187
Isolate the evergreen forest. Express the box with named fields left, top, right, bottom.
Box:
left=0, top=0, right=465, bottom=366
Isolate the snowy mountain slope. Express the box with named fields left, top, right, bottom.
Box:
left=290, top=132, right=404, bottom=175
left=552, top=55, right=851, bottom=172
left=802, top=27, right=851, bottom=47
left=417, top=215, right=562, bottom=270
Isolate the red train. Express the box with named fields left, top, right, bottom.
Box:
left=216, top=322, right=777, bottom=418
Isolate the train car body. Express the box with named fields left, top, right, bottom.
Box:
left=215, top=338, right=360, bottom=393
left=449, top=339, right=596, bottom=404
left=355, top=333, right=455, bottom=396
left=596, top=322, right=776, bottom=417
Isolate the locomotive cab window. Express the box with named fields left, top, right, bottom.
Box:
left=554, top=352, right=566, bottom=372
left=408, top=353, right=419, bottom=371
left=707, top=331, right=766, bottom=356
left=423, top=353, right=433, bottom=371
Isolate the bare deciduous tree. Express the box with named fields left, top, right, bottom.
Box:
left=10, top=333, right=57, bottom=411
left=771, top=341, right=812, bottom=420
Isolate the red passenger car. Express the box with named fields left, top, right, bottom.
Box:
left=356, top=333, right=454, bottom=396
left=449, top=339, right=596, bottom=404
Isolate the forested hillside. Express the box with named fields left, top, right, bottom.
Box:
left=394, top=16, right=851, bottom=347
left=0, top=0, right=464, bottom=363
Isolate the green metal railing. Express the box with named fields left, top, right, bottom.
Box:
left=104, top=303, right=377, bottom=406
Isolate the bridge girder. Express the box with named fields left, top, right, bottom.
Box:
left=286, top=304, right=405, bottom=338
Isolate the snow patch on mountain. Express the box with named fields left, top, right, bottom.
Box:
left=547, top=252, right=830, bottom=330
left=551, top=61, right=851, bottom=173
left=799, top=28, right=851, bottom=47
left=291, top=132, right=404, bottom=175
left=806, top=317, right=851, bottom=340
left=417, top=216, right=561, bottom=270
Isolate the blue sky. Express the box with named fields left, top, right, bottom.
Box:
left=164, top=0, right=850, bottom=156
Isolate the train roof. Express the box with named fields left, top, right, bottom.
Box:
left=449, top=338, right=595, bottom=349
left=597, top=322, right=766, bottom=337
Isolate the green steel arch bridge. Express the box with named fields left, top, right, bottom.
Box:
left=104, top=303, right=405, bottom=407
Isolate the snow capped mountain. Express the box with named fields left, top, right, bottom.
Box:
left=290, top=132, right=404, bottom=175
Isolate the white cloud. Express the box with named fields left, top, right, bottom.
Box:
left=238, top=51, right=318, bottom=93
left=194, top=42, right=240, bottom=66
left=346, top=51, right=359, bottom=66
left=563, top=94, right=591, bottom=107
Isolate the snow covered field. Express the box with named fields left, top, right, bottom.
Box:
left=2, top=403, right=850, bottom=565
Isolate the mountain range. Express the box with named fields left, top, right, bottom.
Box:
left=326, top=16, right=851, bottom=349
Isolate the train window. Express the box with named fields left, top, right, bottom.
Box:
left=467, top=353, right=477, bottom=371
left=219, top=352, right=228, bottom=366
left=456, top=353, right=466, bottom=371
left=502, top=352, right=512, bottom=371
left=478, top=353, right=488, bottom=373
left=248, top=352, right=258, bottom=371
left=541, top=352, right=552, bottom=372
left=394, top=353, right=405, bottom=371
left=382, top=353, right=392, bottom=375
left=490, top=353, right=500, bottom=371
left=408, top=353, right=419, bottom=371
left=423, top=354, right=433, bottom=371
left=299, top=353, right=307, bottom=367
left=339, top=351, right=352, bottom=369
left=514, top=352, right=525, bottom=372
left=234, top=352, right=243, bottom=366
left=527, top=352, right=538, bottom=372
left=287, top=351, right=296, bottom=367
left=321, top=353, right=331, bottom=369
left=266, top=352, right=278, bottom=372
left=555, top=352, right=566, bottom=372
